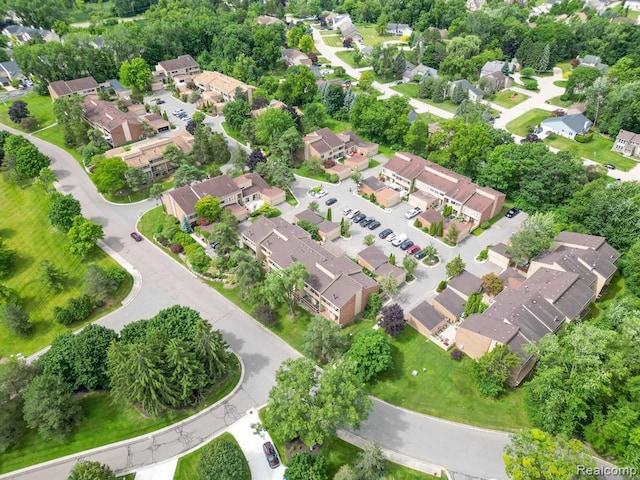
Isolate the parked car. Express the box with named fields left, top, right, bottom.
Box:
left=156, top=99, right=166, bottom=104
left=315, top=189, right=327, bottom=198
left=342, top=207, right=352, bottom=216
left=414, top=249, right=427, bottom=260
left=368, top=220, right=381, bottom=230
left=360, top=217, right=374, bottom=228
left=379, top=228, right=393, bottom=239
left=404, top=207, right=421, bottom=219
left=352, top=213, right=367, bottom=223
left=386, top=233, right=397, bottom=243
left=130, top=232, right=142, bottom=242
left=263, top=442, right=280, bottom=469
left=505, top=207, right=520, bottom=218
left=347, top=209, right=360, bottom=219
left=604, top=163, right=616, bottom=170
left=407, top=245, right=421, bottom=255
left=399, top=239, right=414, bottom=250
left=210, top=241, right=219, bottom=249
left=392, top=233, right=408, bottom=247
left=325, top=197, right=338, bottom=206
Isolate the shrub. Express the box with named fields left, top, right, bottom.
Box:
left=53, top=295, right=94, bottom=326
left=199, top=434, right=250, bottom=480
left=254, top=304, right=277, bottom=326
left=575, top=132, right=593, bottom=143
left=172, top=231, right=196, bottom=247
left=480, top=221, right=490, bottom=229
left=329, top=173, right=339, bottom=183
left=476, top=248, right=489, bottom=261
left=521, top=78, right=538, bottom=90
left=451, top=349, right=463, bottom=361
left=559, top=93, right=570, bottom=101
left=156, top=236, right=169, bottom=246
left=169, top=243, right=184, bottom=254
left=197, top=217, right=212, bottom=226
left=436, top=280, right=448, bottom=293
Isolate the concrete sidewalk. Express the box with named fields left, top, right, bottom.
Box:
left=135, top=459, right=177, bottom=480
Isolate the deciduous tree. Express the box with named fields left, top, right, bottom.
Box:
left=346, top=329, right=392, bottom=382
left=173, top=163, right=207, bottom=188
left=482, top=273, right=504, bottom=296
left=285, top=452, right=328, bottom=480
left=92, top=158, right=128, bottom=194
left=195, top=196, right=222, bottom=223
left=380, top=303, right=405, bottom=337
left=48, top=192, right=82, bottom=232
left=67, top=461, right=116, bottom=480
left=445, top=255, right=466, bottom=278
left=402, top=255, right=418, bottom=277
left=254, top=107, right=295, bottom=145
left=506, top=212, right=556, bottom=265
left=302, top=315, right=350, bottom=364
left=353, top=441, right=386, bottom=480
left=119, top=57, right=153, bottom=93
left=473, top=345, right=520, bottom=397
left=66, top=217, right=104, bottom=257
left=379, top=273, right=399, bottom=297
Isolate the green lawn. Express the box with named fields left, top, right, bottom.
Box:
left=173, top=432, right=248, bottom=480
left=553, top=80, right=568, bottom=88
left=34, top=126, right=84, bottom=162
left=220, top=121, right=247, bottom=145
left=544, top=133, right=637, bottom=171
left=0, top=176, right=132, bottom=358
left=505, top=108, right=550, bottom=136
left=355, top=25, right=397, bottom=46
left=391, top=85, right=459, bottom=114
left=489, top=90, right=529, bottom=109
left=335, top=50, right=371, bottom=68
left=68, top=0, right=114, bottom=23
left=545, top=96, right=573, bottom=108
left=586, top=273, right=625, bottom=322
left=0, top=358, right=241, bottom=474
left=366, top=324, right=531, bottom=431
left=323, top=117, right=352, bottom=134
left=0, top=93, right=56, bottom=132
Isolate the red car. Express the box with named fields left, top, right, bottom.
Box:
left=263, top=442, right=280, bottom=468
left=407, top=245, right=421, bottom=255
left=130, top=232, right=143, bottom=242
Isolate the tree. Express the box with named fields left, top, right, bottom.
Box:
left=235, top=259, right=262, bottom=296
left=92, top=158, right=128, bottom=194
left=8, top=100, right=29, bottom=124
left=192, top=111, right=205, bottom=124
left=210, top=221, right=238, bottom=255
left=506, top=212, right=557, bottom=265
left=301, top=102, right=326, bottom=133
left=256, top=156, right=296, bottom=190
left=247, top=149, right=267, bottom=171
left=302, top=315, right=350, bottom=364
left=359, top=70, right=375, bottom=90
left=450, top=85, right=468, bottom=105
left=36, top=167, right=57, bottom=193
left=67, top=461, right=116, bottom=480
left=565, top=66, right=602, bottom=99
left=173, top=163, right=206, bottom=188
left=482, top=273, right=504, bottom=296
left=380, top=303, right=405, bottom=337
left=222, top=100, right=251, bottom=132
left=277, top=65, right=318, bottom=106
left=0, top=358, right=36, bottom=452
left=66, top=217, right=104, bottom=257
left=404, top=118, right=430, bottom=156
left=23, top=374, right=81, bottom=439
left=0, top=239, right=16, bottom=279
left=503, top=429, right=596, bottom=480
left=346, top=329, right=393, bottom=382
left=119, top=57, right=153, bottom=92
left=363, top=234, right=375, bottom=246
left=350, top=170, right=363, bottom=185
left=298, top=34, right=315, bottom=53
left=0, top=303, right=32, bottom=337
left=254, top=107, right=295, bottom=146
left=279, top=262, right=309, bottom=316
left=402, top=255, right=418, bottom=278
left=38, top=260, right=66, bottom=293
left=334, top=465, right=357, bottom=480
left=285, top=452, right=328, bottom=480
left=9, top=142, right=50, bottom=178
left=473, top=345, right=520, bottom=398
left=181, top=215, right=193, bottom=234
left=445, top=255, right=465, bottom=278
left=538, top=43, right=550, bottom=72
left=85, top=264, right=118, bottom=302
left=199, top=434, right=250, bottom=480
left=379, top=273, right=399, bottom=297
left=72, top=324, right=117, bottom=391
left=125, top=167, right=148, bottom=193
left=308, top=200, right=319, bottom=213
left=48, top=192, right=82, bottom=232
left=353, top=441, right=386, bottom=480
left=53, top=95, right=90, bottom=148
left=195, top=196, right=222, bottom=223
left=272, top=127, right=303, bottom=164
left=264, top=358, right=372, bottom=447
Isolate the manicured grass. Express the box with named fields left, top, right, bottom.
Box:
left=68, top=0, right=114, bottom=23
left=0, top=92, right=56, bottom=132
left=221, top=121, right=247, bottom=145
left=586, top=273, right=625, bottom=321
left=0, top=176, right=132, bottom=358
left=323, top=117, right=353, bottom=134
left=366, top=324, right=531, bottom=431
left=377, top=144, right=395, bottom=159
left=104, top=178, right=173, bottom=204
left=34, top=126, right=84, bottom=162
left=553, top=80, right=568, bottom=88
left=294, top=163, right=334, bottom=183
left=546, top=96, right=573, bottom=108
left=544, top=133, right=637, bottom=171
left=505, top=108, right=550, bottom=136
left=355, top=25, right=396, bottom=46
left=391, top=84, right=459, bottom=114
left=335, top=50, right=371, bottom=68
left=0, top=357, right=241, bottom=474
left=174, top=432, right=248, bottom=480
left=489, top=90, right=529, bottom=109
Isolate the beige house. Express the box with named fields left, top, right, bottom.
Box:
left=256, top=15, right=284, bottom=25
left=241, top=217, right=379, bottom=325
left=194, top=70, right=255, bottom=104
left=104, top=131, right=194, bottom=179
left=407, top=301, right=450, bottom=345
left=344, top=152, right=370, bottom=171
left=300, top=128, right=378, bottom=162
left=293, top=209, right=341, bottom=242
left=447, top=270, right=482, bottom=301
left=359, top=176, right=401, bottom=208
left=433, top=288, right=466, bottom=322
left=612, top=129, right=640, bottom=158
left=488, top=243, right=512, bottom=270
left=356, top=245, right=406, bottom=285
left=155, top=55, right=200, bottom=79
left=162, top=173, right=285, bottom=223
left=48, top=76, right=99, bottom=100
left=282, top=48, right=313, bottom=66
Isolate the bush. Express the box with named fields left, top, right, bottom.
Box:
left=156, top=236, right=169, bottom=246
left=575, top=132, right=593, bottom=143
left=559, top=93, right=570, bottom=101
left=521, top=78, right=538, bottom=90
left=480, top=221, right=490, bottom=229
left=172, top=231, right=196, bottom=247
left=436, top=280, right=448, bottom=293
left=250, top=204, right=281, bottom=218
left=169, top=243, right=184, bottom=254
left=199, top=434, right=250, bottom=480
left=254, top=304, right=277, bottom=326
left=329, top=173, right=339, bottom=183
left=53, top=295, right=94, bottom=326
left=476, top=248, right=489, bottom=261
left=451, top=349, right=463, bottom=361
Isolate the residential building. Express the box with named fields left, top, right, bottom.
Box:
left=386, top=23, right=413, bottom=37
left=482, top=71, right=511, bottom=92
left=540, top=113, right=592, bottom=140
left=241, top=216, right=379, bottom=325
left=359, top=176, right=402, bottom=207
left=256, top=15, right=284, bottom=25
left=612, top=129, right=640, bottom=158
left=455, top=231, right=618, bottom=385
left=162, top=173, right=285, bottom=223
left=433, top=288, right=466, bottom=322
left=579, top=55, right=609, bottom=73
left=407, top=301, right=450, bottom=344
left=155, top=55, right=200, bottom=79
left=479, top=60, right=514, bottom=77
left=99, top=79, right=132, bottom=99
left=381, top=152, right=430, bottom=191
left=300, top=128, right=378, bottom=162
left=293, top=209, right=341, bottom=242
left=193, top=70, right=255, bottom=104
left=282, top=48, right=313, bottom=66
left=402, top=64, right=438, bottom=83
left=447, top=270, right=482, bottom=301
left=104, top=131, right=194, bottom=179
left=0, top=61, right=24, bottom=86
left=2, top=25, right=59, bottom=45
left=356, top=246, right=406, bottom=284
left=449, top=79, right=484, bottom=101
left=343, top=152, right=370, bottom=172
left=48, top=76, right=100, bottom=100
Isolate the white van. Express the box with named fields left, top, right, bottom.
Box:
left=392, top=233, right=408, bottom=247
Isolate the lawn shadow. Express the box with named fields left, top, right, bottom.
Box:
left=10, top=252, right=35, bottom=277
left=0, top=227, right=17, bottom=239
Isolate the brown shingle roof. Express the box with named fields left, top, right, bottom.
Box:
left=158, top=55, right=198, bottom=72
left=361, top=176, right=386, bottom=192
left=165, top=175, right=240, bottom=216
left=434, top=288, right=465, bottom=318
left=409, top=301, right=447, bottom=333
left=357, top=246, right=389, bottom=270
left=447, top=270, right=482, bottom=297
left=303, top=128, right=345, bottom=155
left=383, top=152, right=429, bottom=181
left=459, top=313, right=520, bottom=344
left=48, top=76, right=98, bottom=96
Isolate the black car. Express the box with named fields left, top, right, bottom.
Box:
left=604, top=163, right=616, bottom=170
left=352, top=213, right=367, bottom=223
left=263, top=442, right=280, bottom=469
left=399, top=239, right=414, bottom=251
left=368, top=220, right=381, bottom=230
left=379, top=228, right=393, bottom=239
left=414, top=249, right=427, bottom=260
left=505, top=207, right=520, bottom=218
left=360, top=217, right=374, bottom=228
left=325, top=197, right=338, bottom=206
left=156, top=99, right=166, bottom=104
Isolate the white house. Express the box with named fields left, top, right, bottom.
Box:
left=541, top=114, right=593, bottom=140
